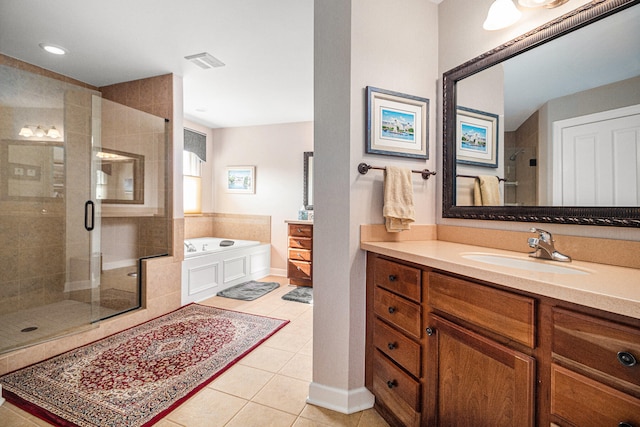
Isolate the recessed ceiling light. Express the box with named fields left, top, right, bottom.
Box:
left=39, top=43, right=67, bottom=55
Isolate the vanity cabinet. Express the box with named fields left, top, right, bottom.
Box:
left=365, top=251, right=640, bottom=427
left=287, top=222, right=313, bottom=286
left=366, top=256, right=424, bottom=427
left=550, top=308, right=640, bottom=426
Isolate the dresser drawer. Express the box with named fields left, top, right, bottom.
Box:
left=288, top=223, right=312, bottom=238
left=374, top=318, right=421, bottom=377
left=553, top=308, right=640, bottom=388
left=373, top=258, right=421, bottom=303
left=288, top=260, right=311, bottom=280
left=374, top=287, right=421, bottom=339
left=288, top=236, right=312, bottom=250
left=551, top=364, right=640, bottom=426
left=428, top=272, right=535, bottom=348
left=373, top=350, right=421, bottom=425
left=288, top=248, right=311, bottom=262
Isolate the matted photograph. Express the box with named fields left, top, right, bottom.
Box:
left=226, top=166, right=255, bottom=193
left=456, top=106, right=499, bottom=168
left=366, top=86, right=429, bottom=159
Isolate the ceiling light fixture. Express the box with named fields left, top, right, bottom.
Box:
left=483, top=0, right=522, bottom=30
left=39, top=43, right=68, bottom=55
left=19, top=124, right=61, bottom=139
left=184, top=52, right=225, bottom=69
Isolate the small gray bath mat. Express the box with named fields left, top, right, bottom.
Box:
left=282, top=286, right=313, bottom=304
left=217, top=281, right=280, bottom=301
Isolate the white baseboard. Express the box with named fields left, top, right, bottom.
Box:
left=269, top=268, right=287, bottom=277
left=306, top=382, right=375, bottom=414
left=0, top=385, right=5, bottom=406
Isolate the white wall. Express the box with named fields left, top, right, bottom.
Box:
left=437, top=0, right=640, bottom=241
left=209, top=121, right=313, bottom=271
left=311, top=0, right=439, bottom=413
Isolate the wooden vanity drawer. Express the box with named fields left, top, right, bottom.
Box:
left=374, top=287, right=421, bottom=339
left=428, top=272, right=535, bottom=348
left=553, top=308, right=640, bottom=388
left=288, top=223, right=312, bottom=238
left=373, top=350, right=421, bottom=426
left=374, top=318, right=421, bottom=377
left=373, top=258, right=421, bottom=303
left=288, top=248, right=311, bottom=261
left=288, top=260, right=311, bottom=280
left=551, top=364, right=640, bottom=426
left=288, top=236, right=312, bottom=250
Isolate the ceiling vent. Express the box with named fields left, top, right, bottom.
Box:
left=184, top=52, right=225, bottom=69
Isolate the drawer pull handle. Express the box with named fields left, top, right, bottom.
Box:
left=618, top=423, right=634, bottom=427
left=388, top=306, right=396, bottom=314
left=617, top=351, right=637, bottom=367
left=387, top=342, right=397, bottom=350
left=426, top=327, right=435, bottom=336
left=386, top=380, right=397, bottom=389
left=297, top=228, right=303, bottom=233
left=297, top=266, right=302, bottom=271
left=388, top=275, right=397, bottom=282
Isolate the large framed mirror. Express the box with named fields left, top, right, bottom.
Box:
left=96, top=148, right=144, bottom=204
left=304, top=151, right=313, bottom=210
left=443, top=0, right=640, bottom=227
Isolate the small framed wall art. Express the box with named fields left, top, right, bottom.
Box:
left=366, top=86, right=429, bottom=159
left=226, top=166, right=255, bottom=193
left=456, top=106, right=499, bottom=168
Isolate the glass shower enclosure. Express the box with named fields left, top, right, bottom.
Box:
left=0, top=64, right=169, bottom=354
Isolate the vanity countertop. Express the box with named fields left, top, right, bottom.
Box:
left=285, top=219, right=314, bottom=225
left=361, top=240, right=640, bottom=320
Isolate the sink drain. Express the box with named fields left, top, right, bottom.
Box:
left=21, top=326, right=38, bottom=332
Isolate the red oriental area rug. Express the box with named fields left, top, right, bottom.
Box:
left=0, top=304, right=288, bottom=427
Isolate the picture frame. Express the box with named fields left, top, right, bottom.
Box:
left=366, top=86, right=429, bottom=159
left=456, top=106, right=499, bottom=168
left=226, top=166, right=255, bottom=194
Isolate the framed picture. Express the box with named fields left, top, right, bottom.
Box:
left=456, top=106, right=499, bottom=168
left=226, top=166, right=255, bottom=193
left=366, top=86, right=429, bottom=159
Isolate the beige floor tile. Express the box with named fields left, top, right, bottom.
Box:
left=357, top=408, right=391, bottom=426
left=153, top=420, right=184, bottom=427
left=252, top=374, right=310, bottom=415
left=164, top=388, right=246, bottom=427
left=264, top=329, right=312, bottom=353
left=0, top=405, right=42, bottom=426
left=239, top=345, right=295, bottom=372
left=209, top=363, right=274, bottom=399
left=298, top=337, right=313, bottom=356
left=298, top=404, right=362, bottom=427
left=225, top=402, right=297, bottom=427
left=278, top=352, right=312, bottom=382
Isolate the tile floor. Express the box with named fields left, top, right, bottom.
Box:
left=0, top=275, right=390, bottom=427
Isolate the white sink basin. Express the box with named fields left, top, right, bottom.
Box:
left=461, top=253, right=590, bottom=275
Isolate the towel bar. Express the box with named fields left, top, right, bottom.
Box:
left=456, top=174, right=506, bottom=182
left=357, top=163, right=436, bottom=180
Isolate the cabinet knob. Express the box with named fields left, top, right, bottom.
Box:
left=617, top=351, right=637, bottom=367
left=296, top=266, right=302, bottom=271
left=426, top=327, right=435, bottom=336
left=618, top=422, right=634, bottom=427
left=388, top=275, right=397, bottom=282
left=386, top=380, right=397, bottom=389
left=297, top=228, right=303, bottom=233
left=387, top=342, right=397, bottom=350
left=388, top=306, right=396, bottom=314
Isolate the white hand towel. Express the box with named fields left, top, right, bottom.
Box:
left=383, top=166, right=415, bottom=232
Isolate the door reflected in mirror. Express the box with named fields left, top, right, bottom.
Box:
left=304, top=151, right=313, bottom=210
left=96, top=148, right=144, bottom=204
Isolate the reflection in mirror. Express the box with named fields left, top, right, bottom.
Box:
left=443, top=0, right=640, bottom=227
left=1, top=140, right=64, bottom=200
left=304, top=151, right=313, bottom=210
left=96, top=148, right=144, bottom=203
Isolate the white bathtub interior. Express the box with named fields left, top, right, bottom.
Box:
left=181, top=237, right=271, bottom=304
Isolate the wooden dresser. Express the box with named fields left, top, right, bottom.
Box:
left=286, top=221, right=313, bottom=287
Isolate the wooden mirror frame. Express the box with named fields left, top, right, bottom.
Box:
left=442, top=0, right=640, bottom=227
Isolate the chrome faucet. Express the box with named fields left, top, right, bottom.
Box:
left=528, top=228, right=571, bottom=262
left=184, top=241, right=197, bottom=253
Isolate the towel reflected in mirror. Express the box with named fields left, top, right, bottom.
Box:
left=473, top=175, right=502, bottom=206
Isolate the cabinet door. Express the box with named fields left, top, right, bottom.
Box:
left=426, top=314, right=535, bottom=427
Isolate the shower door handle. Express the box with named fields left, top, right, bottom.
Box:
left=84, top=200, right=95, bottom=231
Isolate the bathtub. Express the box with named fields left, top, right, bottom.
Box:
left=181, top=237, right=271, bottom=304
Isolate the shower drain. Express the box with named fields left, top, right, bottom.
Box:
left=21, top=326, right=38, bottom=332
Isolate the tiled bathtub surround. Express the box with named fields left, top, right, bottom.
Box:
left=185, top=213, right=271, bottom=243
